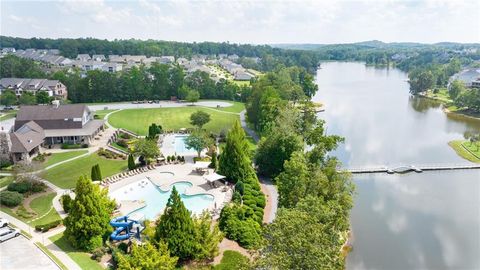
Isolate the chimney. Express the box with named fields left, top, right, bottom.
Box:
left=52, top=100, right=60, bottom=109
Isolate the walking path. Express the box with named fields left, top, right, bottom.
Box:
left=239, top=110, right=277, bottom=223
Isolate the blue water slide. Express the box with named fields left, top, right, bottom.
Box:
left=110, top=216, right=140, bottom=241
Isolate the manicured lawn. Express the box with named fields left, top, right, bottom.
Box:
left=29, top=192, right=61, bottom=226
left=448, top=140, right=480, bottom=163
left=214, top=250, right=250, bottom=270
left=206, top=100, right=245, bottom=113
left=0, top=111, right=16, bottom=121
left=0, top=176, right=14, bottom=188
left=93, top=109, right=117, bottom=119
left=35, top=242, right=68, bottom=270
left=0, top=191, right=60, bottom=225
left=43, top=150, right=89, bottom=168
left=41, top=153, right=127, bottom=189
left=426, top=88, right=452, bottom=103
left=109, top=107, right=240, bottom=135
left=49, top=233, right=104, bottom=270
left=233, top=80, right=250, bottom=87
left=111, top=142, right=129, bottom=153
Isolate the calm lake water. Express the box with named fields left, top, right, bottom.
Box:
left=313, top=62, right=480, bottom=270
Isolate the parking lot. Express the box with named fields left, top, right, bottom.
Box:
left=0, top=233, right=59, bottom=270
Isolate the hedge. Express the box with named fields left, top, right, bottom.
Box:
left=0, top=191, right=23, bottom=207
left=35, top=219, right=62, bottom=232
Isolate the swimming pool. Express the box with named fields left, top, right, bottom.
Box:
left=109, top=179, right=214, bottom=220
left=173, top=135, right=197, bottom=154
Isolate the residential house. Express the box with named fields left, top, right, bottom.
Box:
left=102, top=62, right=123, bottom=73
left=451, top=69, right=480, bottom=88
left=0, top=78, right=68, bottom=99
left=234, top=70, right=254, bottom=81
left=159, top=56, right=175, bottom=64
left=92, top=54, right=106, bottom=62
left=76, top=54, right=91, bottom=61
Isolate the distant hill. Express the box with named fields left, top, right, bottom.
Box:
left=272, top=40, right=480, bottom=51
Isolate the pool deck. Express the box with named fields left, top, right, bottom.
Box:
left=161, top=133, right=207, bottom=158
left=108, top=163, right=232, bottom=219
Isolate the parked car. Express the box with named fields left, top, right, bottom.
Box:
left=0, top=227, right=20, bottom=242
left=0, top=218, right=8, bottom=228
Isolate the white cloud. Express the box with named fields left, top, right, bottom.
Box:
left=1, top=0, right=479, bottom=43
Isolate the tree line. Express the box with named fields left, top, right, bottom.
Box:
left=0, top=36, right=321, bottom=73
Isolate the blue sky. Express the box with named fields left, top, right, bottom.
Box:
left=1, top=0, right=479, bottom=44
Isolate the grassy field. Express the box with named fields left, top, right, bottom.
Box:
left=0, top=191, right=60, bottom=225
left=41, top=153, right=127, bottom=189
left=42, top=150, right=89, bottom=168
left=204, top=101, right=245, bottom=113
left=29, top=192, right=61, bottom=226
left=425, top=88, right=452, bottom=103
left=233, top=80, right=250, bottom=87
left=49, top=233, right=104, bottom=270
left=0, top=111, right=16, bottom=121
left=35, top=242, right=68, bottom=270
left=93, top=109, right=117, bottom=119
left=0, top=176, right=14, bottom=188
left=109, top=106, right=240, bottom=135
left=448, top=140, right=480, bottom=163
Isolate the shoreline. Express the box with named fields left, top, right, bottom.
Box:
left=448, top=140, right=480, bottom=164
left=417, top=93, right=480, bottom=121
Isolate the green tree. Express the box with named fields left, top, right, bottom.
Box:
left=90, top=164, right=102, bottom=181
left=116, top=242, right=177, bottom=270
left=36, top=91, right=51, bottom=104
left=260, top=206, right=345, bottom=270
left=408, top=69, right=435, bottom=94
left=64, top=175, right=115, bottom=251
left=178, top=85, right=191, bottom=100
left=127, top=154, right=136, bottom=170
left=0, top=90, right=16, bottom=106
left=18, top=92, right=36, bottom=105
left=147, top=123, right=163, bottom=140
left=218, top=120, right=252, bottom=183
left=133, top=138, right=160, bottom=164
left=155, top=186, right=198, bottom=261
left=209, top=151, right=218, bottom=170
left=184, top=130, right=214, bottom=158
left=275, top=151, right=311, bottom=208
left=190, top=110, right=211, bottom=129
left=449, top=80, right=465, bottom=100
left=186, top=90, right=200, bottom=104
left=193, top=212, right=223, bottom=261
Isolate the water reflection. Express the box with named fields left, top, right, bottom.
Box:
left=313, top=62, right=480, bottom=270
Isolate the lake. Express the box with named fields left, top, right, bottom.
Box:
left=313, top=62, right=480, bottom=270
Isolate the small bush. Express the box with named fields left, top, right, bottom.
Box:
left=91, top=247, right=107, bottom=262
left=61, top=194, right=73, bottom=213
left=0, top=160, right=13, bottom=169
left=214, top=250, right=250, bottom=270
left=116, top=139, right=128, bottom=148
left=0, top=191, right=23, bottom=207
left=61, top=143, right=83, bottom=149
left=16, top=205, right=35, bottom=219
left=35, top=219, right=62, bottom=232
left=118, top=242, right=129, bottom=253
left=8, top=180, right=46, bottom=194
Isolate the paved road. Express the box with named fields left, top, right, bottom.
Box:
left=0, top=233, right=60, bottom=270
left=88, top=100, right=233, bottom=111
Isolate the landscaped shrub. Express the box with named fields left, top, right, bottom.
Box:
left=117, top=242, right=129, bottom=253
left=61, top=194, right=73, bottom=213
left=91, top=247, right=107, bottom=262
left=97, top=148, right=121, bottom=159
left=0, top=160, right=13, bottom=169
left=7, top=179, right=46, bottom=194
left=214, top=250, right=250, bottom=270
left=116, top=139, right=129, bottom=148
left=35, top=219, right=62, bottom=232
left=32, top=153, right=46, bottom=162
left=0, top=191, right=23, bottom=207
left=61, top=143, right=83, bottom=149
left=16, top=205, right=35, bottom=219
left=219, top=204, right=262, bottom=249
left=235, top=181, right=244, bottom=195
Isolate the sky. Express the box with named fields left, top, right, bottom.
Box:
left=1, top=0, right=479, bottom=44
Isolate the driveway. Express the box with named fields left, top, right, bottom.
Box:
left=88, top=100, right=233, bottom=111
left=0, top=118, right=14, bottom=132
left=0, top=233, right=59, bottom=270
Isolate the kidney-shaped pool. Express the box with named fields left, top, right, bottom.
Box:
left=109, top=179, right=214, bottom=220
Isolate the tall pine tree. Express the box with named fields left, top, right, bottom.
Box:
left=218, top=120, right=253, bottom=183
left=128, top=154, right=136, bottom=170
left=155, top=187, right=198, bottom=261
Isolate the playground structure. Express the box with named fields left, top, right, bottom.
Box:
left=110, top=216, right=145, bottom=241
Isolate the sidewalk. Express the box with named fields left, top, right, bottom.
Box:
left=0, top=211, right=81, bottom=270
